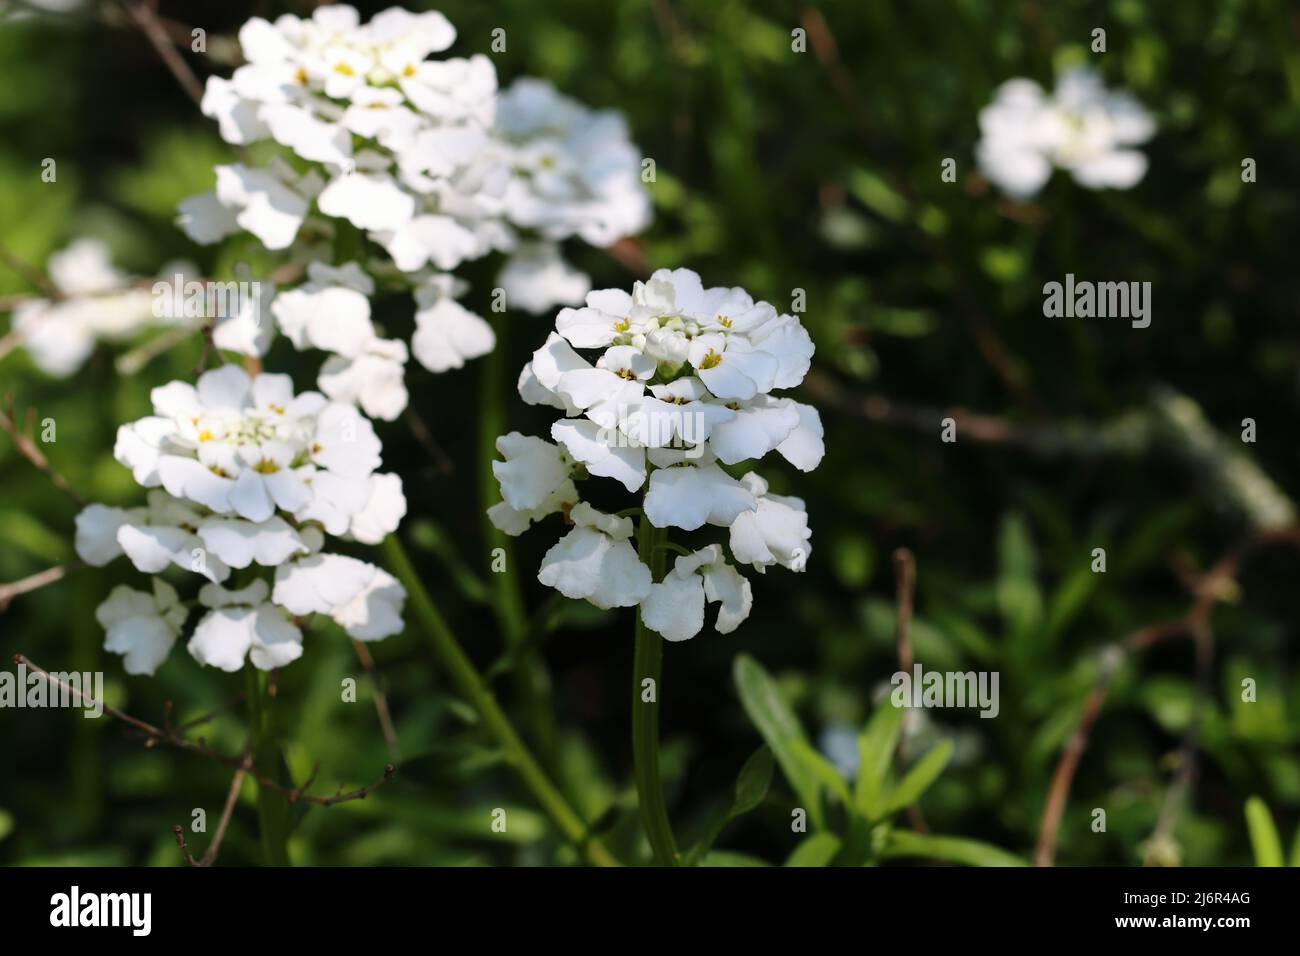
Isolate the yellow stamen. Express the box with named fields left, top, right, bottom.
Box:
left=334, top=62, right=355, bottom=76
left=197, top=429, right=215, bottom=442
left=698, top=349, right=722, bottom=370
left=253, top=459, right=281, bottom=474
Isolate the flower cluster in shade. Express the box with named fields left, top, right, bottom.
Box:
left=175, top=4, right=650, bottom=421
left=75, top=365, right=407, bottom=675
left=976, top=66, right=1155, bottom=198
left=488, top=268, right=823, bottom=642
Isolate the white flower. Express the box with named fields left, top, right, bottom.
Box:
left=537, top=503, right=651, bottom=608
left=272, top=553, right=405, bottom=640
left=410, top=277, right=494, bottom=372
left=640, top=544, right=752, bottom=641
left=492, top=78, right=651, bottom=247
left=492, top=433, right=572, bottom=511
left=75, top=503, right=144, bottom=566
left=318, top=339, right=410, bottom=421
left=96, top=579, right=187, bottom=676
left=178, top=160, right=324, bottom=251
left=977, top=66, right=1155, bottom=198
left=497, top=241, right=591, bottom=315
left=188, top=578, right=304, bottom=672
left=10, top=240, right=171, bottom=377
left=643, top=460, right=756, bottom=531
left=113, top=366, right=382, bottom=526
left=196, top=516, right=314, bottom=569
left=494, top=267, right=821, bottom=638
left=728, top=473, right=811, bottom=572
left=271, top=261, right=376, bottom=357
left=347, top=473, right=407, bottom=544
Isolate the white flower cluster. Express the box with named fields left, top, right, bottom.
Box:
left=76, top=365, right=406, bottom=675
left=491, top=78, right=652, bottom=315
left=489, top=268, right=823, bottom=642
left=8, top=239, right=177, bottom=377
left=176, top=5, right=650, bottom=422
left=976, top=66, right=1155, bottom=199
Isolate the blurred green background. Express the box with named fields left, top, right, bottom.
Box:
left=1, top=0, right=1298, bottom=866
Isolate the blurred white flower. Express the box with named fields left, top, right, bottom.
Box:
left=977, top=66, right=1155, bottom=198
left=492, top=78, right=651, bottom=247
left=497, top=241, right=591, bottom=316
left=7, top=239, right=178, bottom=377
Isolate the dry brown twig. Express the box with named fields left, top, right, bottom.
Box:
left=353, top=640, right=402, bottom=762
left=891, top=547, right=929, bottom=834
left=16, top=654, right=396, bottom=807
left=116, top=0, right=205, bottom=106
left=1032, top=528, right=1300, bottom=866
left=173, top=741, right=250, bottom=867
left=0, top=396, right=85, bottom=505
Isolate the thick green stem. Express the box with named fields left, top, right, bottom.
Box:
left=245, top=667, right=291, bottom=867
left=381, top=534, right=620, bottom=866
left=633, top=518, right=680, bottom=865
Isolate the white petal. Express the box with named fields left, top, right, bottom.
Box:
left=640, top=571, right=706, bottom=642
left=643, top=464, right=756, bottom=531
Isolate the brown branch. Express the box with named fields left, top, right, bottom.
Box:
left=0, top=243, right=60, bottom=299
left=16, top=654, right=396, bottom=806
left=174, top=742, right=249, bottom=867
left=404, top=408, right=454, bottom=476
left=1032, top=529, right=1300, bottom=865
left=0, top=563, right=76, bottom=613
left=117, top=0, right=205, bottom=106
left=890, top=547, right=928, bottom=834
left=0, top=398, right=86, bottom=505
left=353, top=640, right=401, bottom=762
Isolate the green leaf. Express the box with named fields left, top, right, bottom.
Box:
left=884, top=739, right=954, bottom=815
left=854, top=703, right=903, bottom=820
left=1244, top=797, right=1284, bottom=867
left=732, top=745, right=775, bottom=816
left=685, top=745, right=775, bottom=866
left=734, top=655, right=845, bottom=827
left=698, top=850, right=771, bottom=867
left=997, top=512, right=1042, bottom=640
left=0, top=808, right=12, bottom=843
left=881, top=830, right=1027, bottom=867
left=785, top=833, right=842, bottom=867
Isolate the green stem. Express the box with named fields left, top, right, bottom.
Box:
left=381, top=534, right=620, bottom=867
left=478, top=313, right=557, bottom=764
left=633, top=518, right=680, bottom=865
left=245, top=667, right=291, bottom=867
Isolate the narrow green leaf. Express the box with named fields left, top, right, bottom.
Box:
left=785, top=833, right=842, bottom=867
left=734, top=655, right=837, bottom=826
left=881, top=830, right=1027, bottom=867
left=884, top=739, right=954, bottom=815
left=731, top=745, right=775, bottom=816
left=1244, top=796, right=1284, bottom=867
left=854, top=703, right=903, bottom=819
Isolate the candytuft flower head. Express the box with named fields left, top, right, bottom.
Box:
left=976, top=65, right=1155, bottom=198
left=489, top=267, right=823, bottom=642
left=175, top=5, right=652, bottom=425
left=78, top=364, right=407, bottom=675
